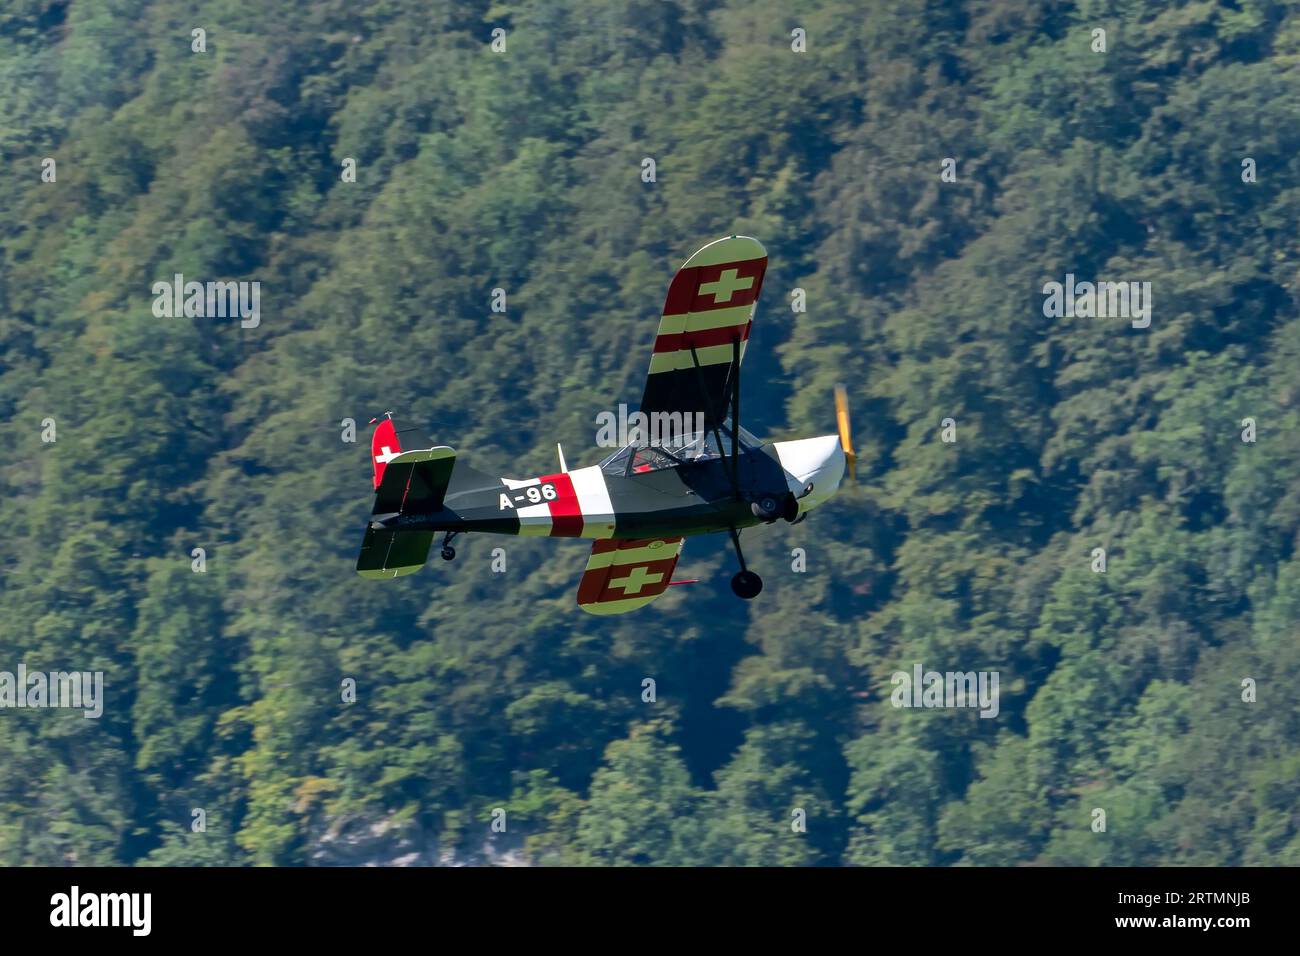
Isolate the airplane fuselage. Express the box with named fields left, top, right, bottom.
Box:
left=371, top=434, right=845, bottom=541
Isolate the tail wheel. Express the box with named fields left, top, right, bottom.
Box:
left=440, top=546, right=456, bottom=561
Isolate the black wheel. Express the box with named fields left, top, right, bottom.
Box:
left=440, top=546, right=456, bottom=561
left=730, top=570, right=763, bottom=599
left=751, top=496, right=781, bottom=521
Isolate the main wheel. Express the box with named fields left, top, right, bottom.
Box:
left=750, top=496, right=782, bottom=521
left=730, top=570, right=763, bottom=599
left=440, top=546, right=456, bottom=561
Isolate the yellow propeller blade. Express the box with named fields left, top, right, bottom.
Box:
left=834, top=384, right=857, bottom=482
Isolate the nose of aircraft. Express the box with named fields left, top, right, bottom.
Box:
left=773, top=434, right=845, bottom=506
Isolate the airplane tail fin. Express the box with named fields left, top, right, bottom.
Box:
left=368, top=417, right=457, bottom=514
left=357, top=416, right=504, bottom=579
left=357, top=417, right=455, bottom=579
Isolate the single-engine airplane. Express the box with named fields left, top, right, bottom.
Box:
left=356, top=235, right=855, bottom=614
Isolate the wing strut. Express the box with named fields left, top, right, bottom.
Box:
left=731, top=333, right=741, bottom=495
left=689, top=344, right=740, bottom=501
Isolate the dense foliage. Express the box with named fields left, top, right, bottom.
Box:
left=2, top=0, right=1298, bottom=865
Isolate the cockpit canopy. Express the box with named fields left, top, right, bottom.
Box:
left=599, top=424, right=763, bottom=477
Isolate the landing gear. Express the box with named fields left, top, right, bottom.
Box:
left=440, top=531, right=459, bottom=561
left=731, top=570, right=763, bottom=599
left=727, top=528, right=763, bottom=600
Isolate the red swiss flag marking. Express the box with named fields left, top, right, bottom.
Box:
left=371, top=418, right=402, bottom=490
left=661, top=258, right=767, bottom=316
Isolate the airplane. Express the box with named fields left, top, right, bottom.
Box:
left=356, top=235, right=855, bottom=614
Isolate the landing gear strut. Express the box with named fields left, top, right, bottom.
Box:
left=440, top=531, right=459, bottom=561
left=728, top=528, right=763, bottom=599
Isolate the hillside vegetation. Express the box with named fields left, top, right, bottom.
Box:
left=2, top=0, right=1299, bottom=865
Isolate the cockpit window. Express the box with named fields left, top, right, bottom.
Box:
left=657, top=430, right=722, bottom=461
left=599, top=445, right=633, bottom=476
left=599, top=425, right=762, bottom=477
left=629, top=446, right=677, bottom=473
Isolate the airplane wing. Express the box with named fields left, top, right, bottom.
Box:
left=638, top=235, right=768, bottom=431
left=576, top=537, right=684, bottom=615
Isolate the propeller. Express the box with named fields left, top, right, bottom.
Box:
left=833, top=384, right=857, bottom=482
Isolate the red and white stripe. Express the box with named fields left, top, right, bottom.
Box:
left=501, top=465, right=615, bottom=538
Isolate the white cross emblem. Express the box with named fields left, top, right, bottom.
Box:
left=374, top=445, right=401, bottom=464
left=610, top=566, right=664, bottom=595
left=698, top=268, right=754, bottom=305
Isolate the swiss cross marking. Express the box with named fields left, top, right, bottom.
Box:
left=610, top=565, right=664, bottom=595
left=698, top=268, right=753, bottom=305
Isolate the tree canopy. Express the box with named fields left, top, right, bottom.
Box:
left=2, top=0, right=1298, bottom=866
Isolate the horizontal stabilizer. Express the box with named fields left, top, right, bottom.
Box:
left=356, top=525, right=433, bottom=578
left=372, top=446, right=457, bottom=515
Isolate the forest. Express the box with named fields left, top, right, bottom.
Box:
left=1, top=0, right=1298, bottom=866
